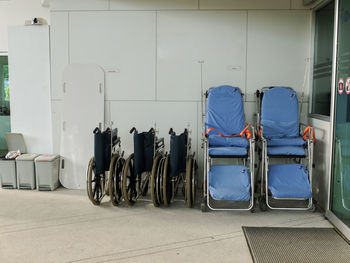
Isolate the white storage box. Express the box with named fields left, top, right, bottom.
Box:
left=16, top=153, right=39, bottom=190
left=35, top=155, right=60, bottom=191
left=0, top=133, right=26, bottom=189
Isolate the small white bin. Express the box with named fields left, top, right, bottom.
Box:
left=35, top=155, right=60, bottom=191
left=16, top=154, right=39, bottom=190
left=0, top=133, right=27, bottom=189
left=0, top=159, right=17, bottom=189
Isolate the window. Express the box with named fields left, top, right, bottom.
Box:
left=311, top=1, right=335, bottom=117
left=0, top=55, right=10, bottom=115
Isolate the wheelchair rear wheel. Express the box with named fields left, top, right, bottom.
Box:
left=156, top=156, right=165, bottom=205
left=109, top=154, right=124, bottom=206
left=122, top=154, right=137, bottom=206
left=186, top=157, right=197, bottom=208
left=162, top=154, right=171, bottom=206
left=87, top=157, right=103, bottom=205
left=151, top=154, right=162, bottom=207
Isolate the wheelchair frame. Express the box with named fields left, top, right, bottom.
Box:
left=256, top=87, right=315, bottom=211
left=122, top=126, right=165, bottom=206
left=87, top=126, right=124, bottom=206
left=201, top=87, right=256, bottom=211
left=156, top=128, right=197, bottom=208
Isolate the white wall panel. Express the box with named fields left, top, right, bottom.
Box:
left=51, top=0, right=109, bottom=11
left=8, top=25, right=53, bottom=154
left=110, top=101, right=198, bottom=157
left=69, top=11, right=156, bottom=100
left=51, top=100, right=62, bottom=154
left=247, top=11, right=311, bottom=98
left=157, top=11, right=247, bottom=101
left=199, top=0, right=291, bottom=10
left=50, top=12, right=69, bottom=100
left=110, top=0, right=198, bottom=10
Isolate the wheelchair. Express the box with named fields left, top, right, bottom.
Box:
left=87, top=127, right=124, bottom=206
left=256, top=86, right=315, bottom=211
left=201, top=85, right=255, bottom=212
left=152, top=128, right=197, bottom=208
left=122, top=127, right=165, bottom=206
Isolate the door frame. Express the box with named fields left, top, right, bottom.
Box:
left=325, top=0, right=350, bottom=240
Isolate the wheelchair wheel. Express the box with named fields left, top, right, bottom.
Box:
left=87, top=157, right=103, bottom=205
left=186, top=157, right=193, bottom=208
left=191, top=158, right=197, bottom=207
left=162, top=154, right=171, bottom=206
left=122, top=154, right=137, bottom=206
left=109, top=154, right=124, bottom=206
left=151, top=154, right=162, bottom=207
left=156, top=156, right=165, bottom=205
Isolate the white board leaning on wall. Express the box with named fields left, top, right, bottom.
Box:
left=59, top=64, right=105, bottom=190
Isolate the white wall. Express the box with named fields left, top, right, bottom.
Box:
left=50, top=0, right=313, bottom=188
left=0, top=0, right=50, bottom=52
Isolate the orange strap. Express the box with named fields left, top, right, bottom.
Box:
left=205, top=124, right=251, bottom=140
left=303, top=126, right=316, bottom=143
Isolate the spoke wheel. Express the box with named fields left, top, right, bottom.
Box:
left=192, top=158, right=197, bottom=207
left=186, top=157, right=193, bottom=208
left=109, top=154, right=124, bottom=206
left=151, top=154, right=162, bottom=207
left=162, top=155, right=171, bottom=206
left=87, top=157, right=103, bottom=205
left=122, top=154, right=137, bottom=206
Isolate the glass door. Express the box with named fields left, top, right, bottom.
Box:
left=331, top=0, right=350, bottom=229
left=0, top=55, right=10, bottom=156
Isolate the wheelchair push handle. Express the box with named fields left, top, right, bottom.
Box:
left=129, top=127, right=137, bottom=134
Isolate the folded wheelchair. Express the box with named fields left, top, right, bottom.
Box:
left=152, top=128, right=197, bottom=208
left=87, top=127, right=124, bottom=206
left=201, top=85, right=255, bottom=212
left=256, top=86, right=315, bottom=211
left=122, top=127, right=165, bottom=206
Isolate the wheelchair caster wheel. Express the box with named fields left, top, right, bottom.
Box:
left=310, top=204, right=316, bottom=213
left=259, top=196, right=267, bottom=211
left=250, top=207, right=255, bottom=213
left=201, top=201, right=207, bottom=212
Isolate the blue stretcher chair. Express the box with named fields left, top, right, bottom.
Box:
left=257, top=86, right=315, bottom=210
left=201, top=85, right=255, bottom=211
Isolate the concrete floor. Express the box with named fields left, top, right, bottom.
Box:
left=0, top=188, right=332, bottom=263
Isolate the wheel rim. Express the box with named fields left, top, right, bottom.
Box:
left=192, top=159, right=197, bottom=206
left=122, top=155, right=136, bottom=205
left=163, top=155, right=171, bottom=206
left=109, top=154, right=124, bottom=206
left=151, top=155, right=161, bottom=207
left=87, top=157, right=103, bottom=205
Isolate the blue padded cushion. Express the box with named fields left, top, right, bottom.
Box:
left=209, top=165, right=250, bottom=201
left=261, top=87, right=299, bottom=138
left=267, top=137, right=306, bottom=147
left=267, top=146, right=305, bottom=156
left=209, top=147, right=247, bottom=156
left=205, top=85, right=245, bottom=136
left=268, top=164, right=312, bottom=199
left=209, top=136, right=249, bottom=148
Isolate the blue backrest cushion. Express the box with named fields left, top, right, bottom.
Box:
left=205, top=85, right=245, bottom=135
left=261, top=87, right=299, bottom=138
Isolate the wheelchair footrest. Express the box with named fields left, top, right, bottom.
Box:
left=209, top=165, right=251, bottom=201
left=268, top=164, right=312, bottom=199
